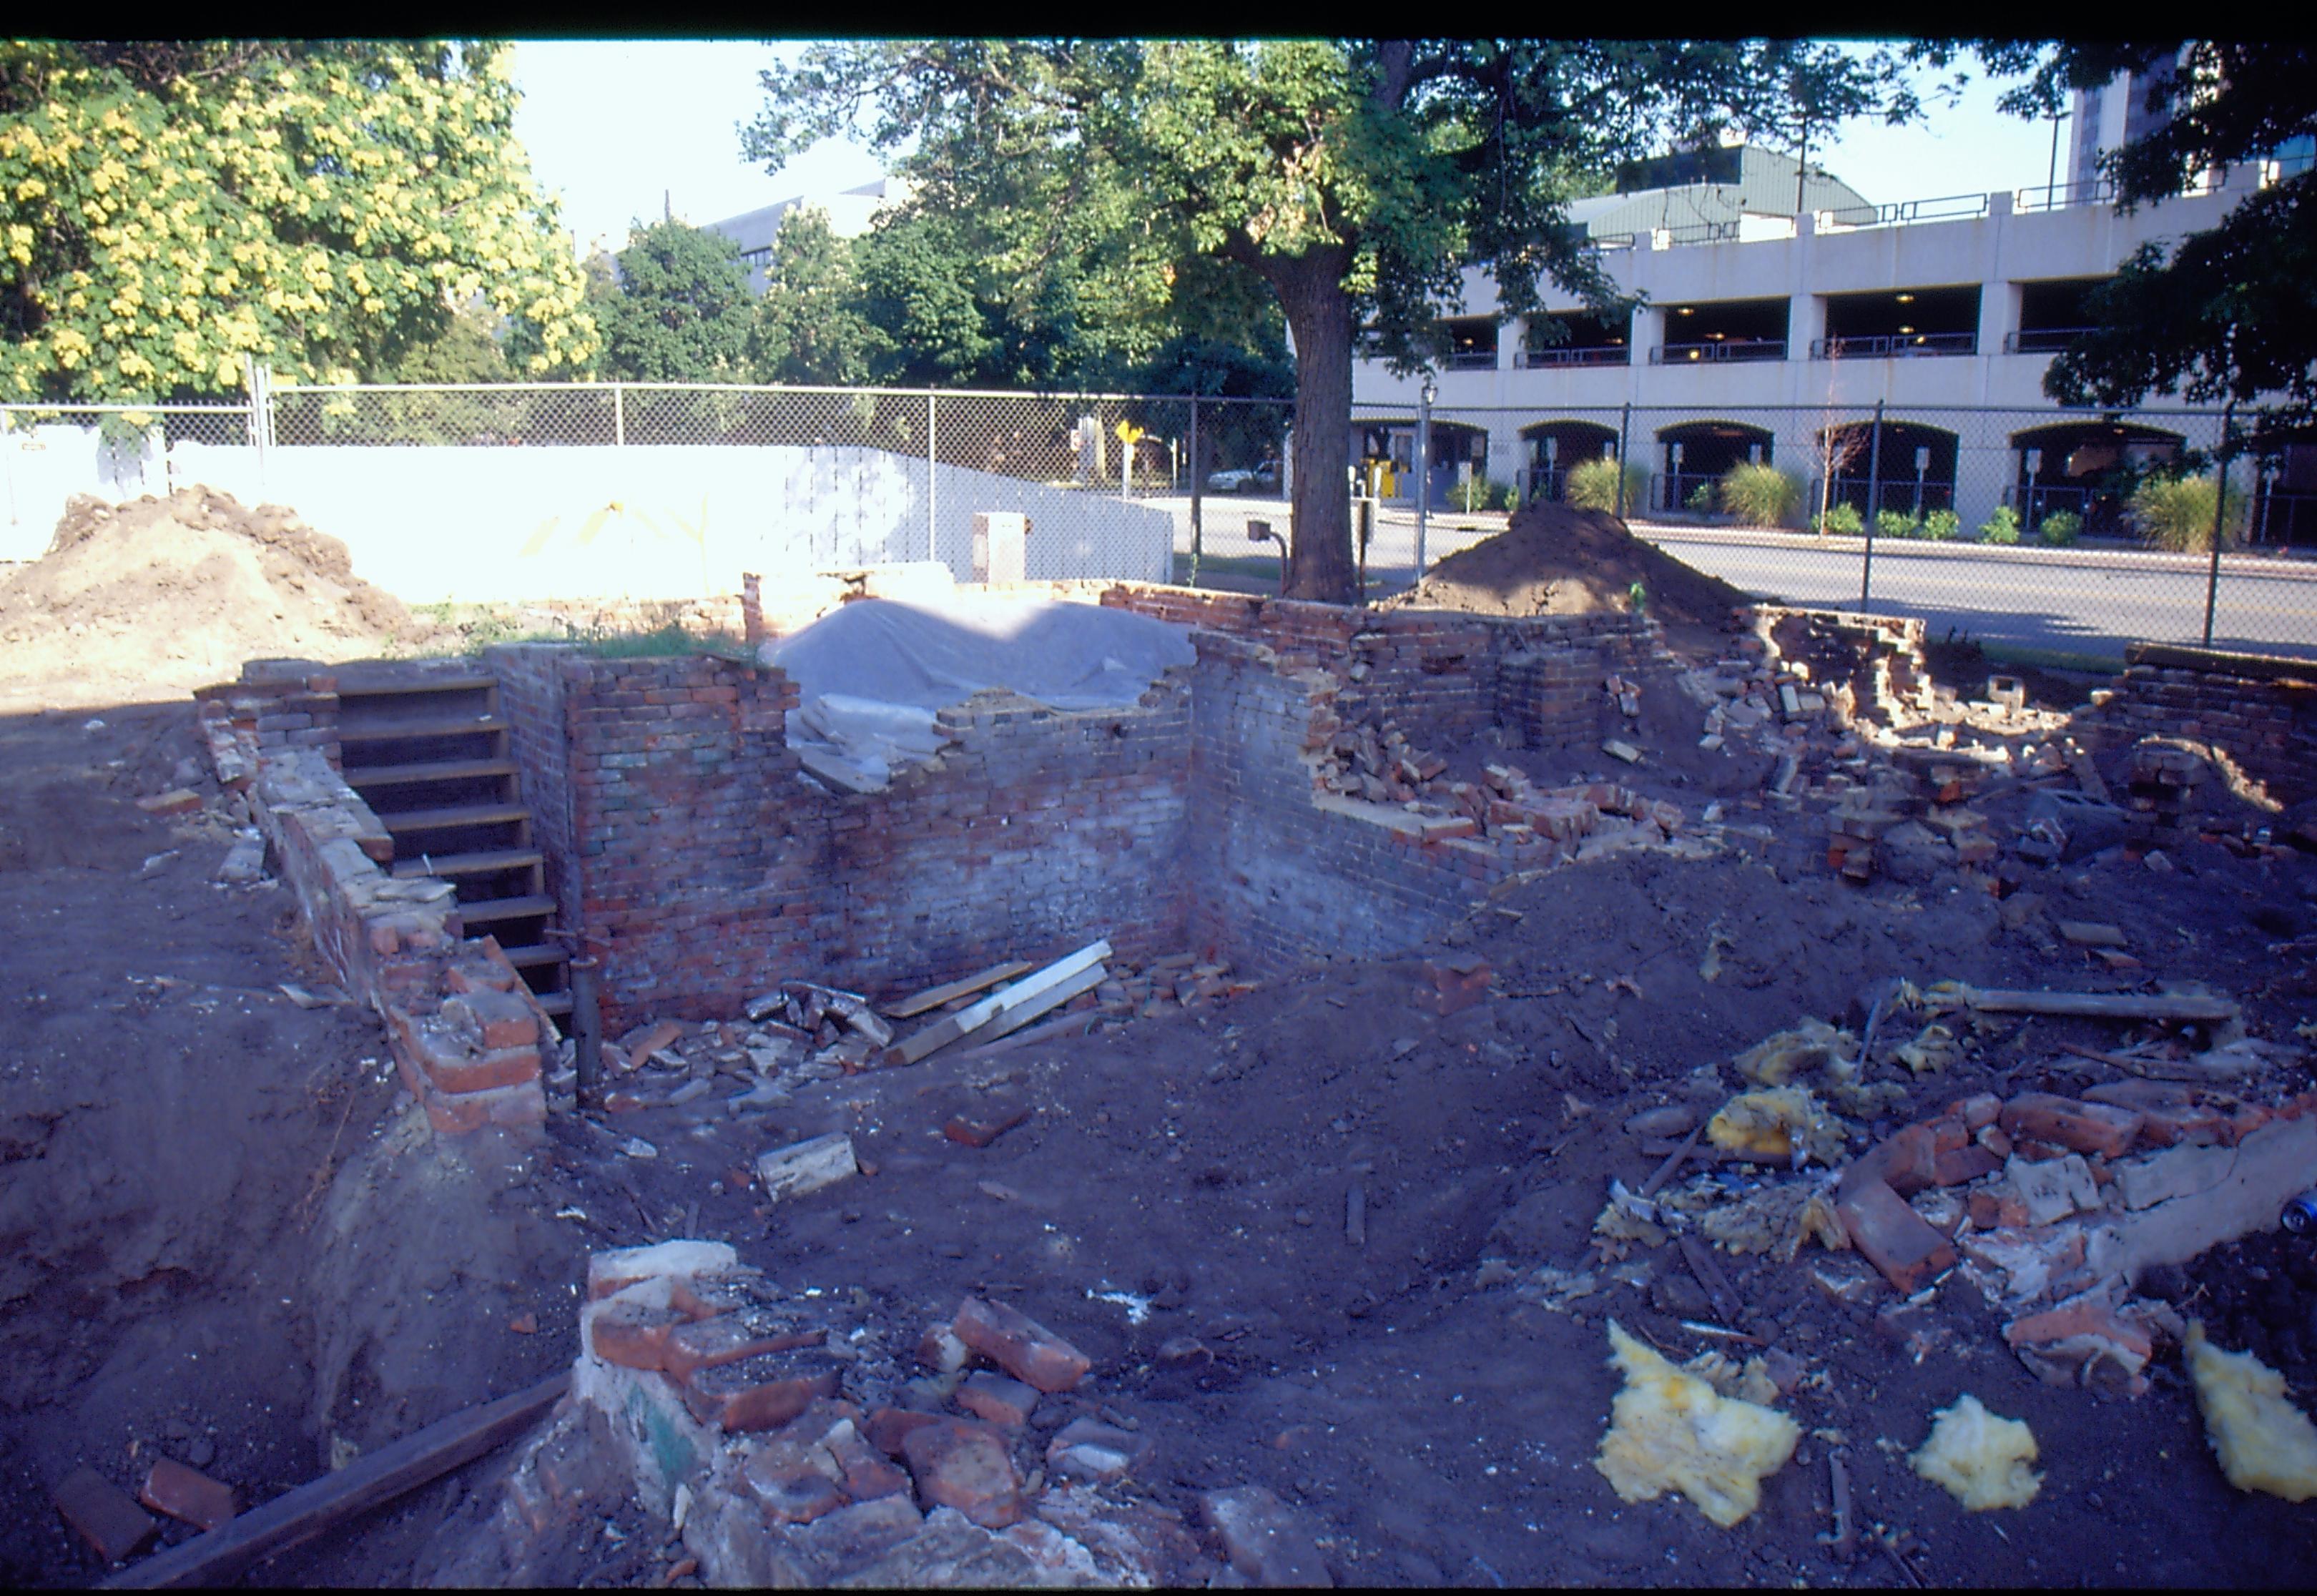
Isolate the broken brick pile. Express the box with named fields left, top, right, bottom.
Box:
left=1832, top=1080, right=2317, bottom=1395
left=511, top=1240, right=1334, bottom=1586
left=2073, top=642, right=2317, bottom=812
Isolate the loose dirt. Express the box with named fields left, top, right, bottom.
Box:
left=1384, top=501, right=1755, bottom=654
left=0, top=488, right=440, bottom=714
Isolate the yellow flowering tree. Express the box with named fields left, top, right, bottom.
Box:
left=0, top=39, right=596, bottom=402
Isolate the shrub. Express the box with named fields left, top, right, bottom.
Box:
left=2128, top=473, right=2249, bottom=552
left=1875, top=508, right=1921, bottom=540
left=1811, top=501, right=1864, bottom=536
left=1686, top=480, right=1718, bottom=512
left=1922, top=509, right=1961, bottom=542
left=1565, top=457, right=1650, bottom=516
left=1977, top=505, right=2021, bottom=544
left=2038, top=509, right=2082, bottom=546
left=1718, top=462, right=1805, bottom=528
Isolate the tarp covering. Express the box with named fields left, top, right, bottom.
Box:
left=764, top=595, right=1196, bottom=792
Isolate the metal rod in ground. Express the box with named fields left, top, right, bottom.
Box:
left=2204, top=398, right=2235, bottom=646
left=1859, top=398, right=1886, bottom=609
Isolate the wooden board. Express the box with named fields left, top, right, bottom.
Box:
left=887, top=960, right=1035, bottom=1019
left=1962, top=986, right=2238, bottom=1023
left=103, top=1375, right=566, bottom=1589
left=951, top=965, right=1105, bottom=1055
left=948, top=1008, right=1101, bottom=1068
left=892, top=942, right=1110, bottom=1065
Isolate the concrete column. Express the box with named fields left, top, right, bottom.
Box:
left=1635, top=305, right=1668, bottom=367
left=1794, top=293, right=1829, bottom=362
left=1977, top=281, right=2020, bottom=360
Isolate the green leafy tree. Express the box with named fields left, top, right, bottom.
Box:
left=596, top=219, right=758, bottom=382
left=748, top=205, right=883, bottom=385
left=0, top=39, right=596, bottom=400
left=747, top=40, right=1909, bottom=601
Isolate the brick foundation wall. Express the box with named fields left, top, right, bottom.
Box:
left=1741, top=606, right=1935, bottom=726
left=506, top=651, right=1195, bottom=1035
left=1185, top=631, right=1542, bottom=972
left=2075, top=644, right=2317, bottom=807
left=491, top=644, right=583, bottom=935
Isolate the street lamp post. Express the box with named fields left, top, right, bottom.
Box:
left=1415, top=373, right=1437, bottom=580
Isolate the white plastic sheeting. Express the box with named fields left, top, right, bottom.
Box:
left=764, top=594, right=1195, bottom=792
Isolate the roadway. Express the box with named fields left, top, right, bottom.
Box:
left=1158, top=496, right=2317, bottom=663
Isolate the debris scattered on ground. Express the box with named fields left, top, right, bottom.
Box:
left=1909, top=1394, right=2042, bottom=1510
left=1593, top=1319, right=1800, bottom=1528
left=2185, top=1320, right=2317, bottom=1502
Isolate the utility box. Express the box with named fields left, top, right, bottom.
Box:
left=971, top=512, right=1029, bottom=583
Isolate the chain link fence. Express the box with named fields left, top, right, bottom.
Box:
left=6, top=382, right=2312, bottom=661
left=1351, top=397, right=2317, bottom=664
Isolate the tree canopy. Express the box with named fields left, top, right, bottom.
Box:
left=595, top=218, right=758, bottom=383
left=0, top=39, right=596, bottom=401
left=747, top=204, right=881, bottom=385
left=748, top=39, right=1913, bottom=601
left=1938, top=41, right=2317, bottom=450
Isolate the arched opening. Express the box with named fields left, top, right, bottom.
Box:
left=1517, top=420, right=1618, bottom=503
left=2009, top=421, right=2183, bottom=537
left=1352, top=418, right=1490, bottom=505
left=1813, top=420, right=1960, bottom=521
left=1656, top=420, right=1774, bottom=514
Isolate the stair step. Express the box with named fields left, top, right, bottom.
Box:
left=455, top=894, right=556, bottom=926
left=500, top=944, right=566, bottom=970
left=380, top=802, right=532, bottom=833
left=343, top=758, right=519, bottom=788
left=337, top=714, right=508, bottom=744
left=334, top=670, right=498, bottom=696
left=533, top=990, right=574, bottom=1018
left=391, top=848, right=543, bottom=879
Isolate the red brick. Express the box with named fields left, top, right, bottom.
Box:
left=139, top=1457, right=237, bottom=1532
left=1834, top=1177, right=1958, bottom=1294
left=53, top=1467, right=157, bottom=1563
left=900, top=1418, right=1023, bottom=1530
left=943, top=1108, right=1030, bottom=1149
left=953, top=1296, right=1093, bottom=1394
left=668, top=1277, right=752, bottom=1322
left=681, top=1350, right=842, bottom=1432
left=443, top=989, right=539, bottom=1050
left=1998, top=1093, right=2143, bottom=1158
left=443, top=957, right=520, bottom=995
left=589, top=1301, right=687, bottom=1371
left=824, top=1423, right=912, bottom=1501
left=955, top=1370, right=1041, bottom=1428
left=662, top=1314, right=822, bottom=1381
left=1930, top=1145, right=2002, bottom=1187
left=1952, top=1093, right=2003, bottom=1130
left=742, top=1447, right=847, bottom=1525
left=1045, top=1416, right=1151, bottom=1482
left=1967, top=1189, right=2032, bottom=1229
left=136, top=789, right=203, bottom=816
left=862, top=1407, right=946, bottom=1457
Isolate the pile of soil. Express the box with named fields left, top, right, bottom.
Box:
left=1385, top=501, right=1752, bottom=649
left=0, top=487, right=431, bottom=711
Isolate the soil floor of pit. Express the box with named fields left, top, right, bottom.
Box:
left=6, top=662, right=2317, bottom=1586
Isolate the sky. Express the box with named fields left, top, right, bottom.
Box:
left=508, top=41, right=2074, bottom=260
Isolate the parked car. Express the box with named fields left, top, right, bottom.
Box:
left=1252, top=461, right=1280, bottom=491
left=1205, top=468, right=1254, bottom=493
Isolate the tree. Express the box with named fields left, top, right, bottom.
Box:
left=748, top=205, right=882, bottom=385
left=0, top=39, right=596, bottom=401
left=596, top=219, right=758, bottom=382
left=747, top=41, right=1910, bottom=601
left=1932, top=42, right=2317, bottom=450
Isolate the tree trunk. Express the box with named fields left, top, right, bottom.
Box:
left=1271, top=250, right=1358, bottom=605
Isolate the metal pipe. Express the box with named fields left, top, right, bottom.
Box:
left=1188, top=397, right=1202, bottom=587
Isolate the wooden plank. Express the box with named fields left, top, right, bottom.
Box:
left=887, top=960, right=1035, bottom=1020
left=104, top=1374, right=567, bottom=1590
left=944, top=965, right=1104, bottom=1056
left=944, top=1009, right=1099, bottom=1068
left=892, top=941, right=1110, bottom=1065
left=1962, top=985, right=2238, bottom=1023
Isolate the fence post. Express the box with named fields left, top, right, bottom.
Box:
left=1614, top=402, right=1632, bottom=518
left=1415, top=380, right=1433, bottom=579
left=927, top=390, right=938, bottom=568
left=1859, top=398, right=1886, bottom=609
left=613, top=384, right=625, bottom=448
left=2203, top=398, right=2235, bottom=647
left=1188, top=397, right=1202, bottom=588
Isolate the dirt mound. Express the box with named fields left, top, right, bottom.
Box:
left=1384, top=501, right=1751, bottom=646
left=0, top=486, right=430, bottom=710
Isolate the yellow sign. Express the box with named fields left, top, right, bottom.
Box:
left=1114, top=421, right=1146, bottom=445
